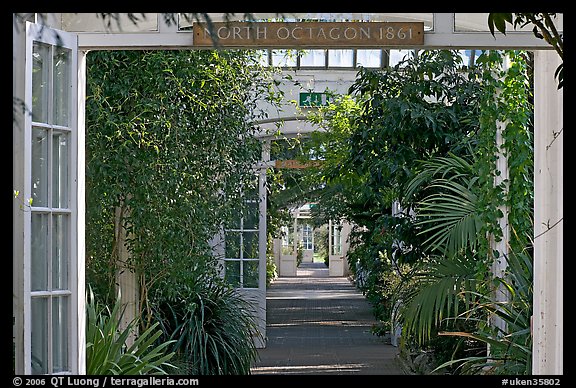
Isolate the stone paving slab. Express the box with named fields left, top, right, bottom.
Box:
left=250, top=262, right=405, bottom=375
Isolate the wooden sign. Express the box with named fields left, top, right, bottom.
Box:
left=193, top=21, right=424, bottom=48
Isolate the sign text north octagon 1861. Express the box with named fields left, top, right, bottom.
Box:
left=193, top=22, right=424, bottom=47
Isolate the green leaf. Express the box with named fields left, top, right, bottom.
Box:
left=488, top=13, right=513, bottom=37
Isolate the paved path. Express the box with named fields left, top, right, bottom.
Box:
left=250, top=262, right=405, bottom=375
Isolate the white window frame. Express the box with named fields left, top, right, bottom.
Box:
left=224, top=195, right=261, bottom=289
left=23, top=22, right=80, bottom=375
left=331, top=223, right=343, bottom=256
left=301, top=223, right=314, bottom=250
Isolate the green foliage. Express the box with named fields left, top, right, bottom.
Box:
left=296, top=241, right=304, bottom=267
left=85, top=49, right=280, bottom=375
left=301, top=48, right=534, bottom=375
left=86, top=288, right=175, bottom=375
left=266, top=254, right=278, bottom=286
left=85, top=48, right=280, bottom=305
left=433, top=246, right=534, bottom=374
left=398, top=50, right=533, bottom=374
left=152, top=276, right=261, bottom=375
left=304, top=51, right=484, bottom=325
left=405, top=153, right=482, bottom=256
left=488, top=13, right=562, bottom=88
left=400, top=254, right=480, bottom=345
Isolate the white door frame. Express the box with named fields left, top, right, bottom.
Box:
left=13, top=13, right=562, bottom=375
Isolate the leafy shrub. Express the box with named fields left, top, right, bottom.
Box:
left=86, top=288, right=175, bottom=375
left=266, top=255, right=278, bottom=286
left=153, top=277, right=261, bottom=375
left=296, top=241, right=304, bottom=267
left=434, top=247, right=534, bottom=374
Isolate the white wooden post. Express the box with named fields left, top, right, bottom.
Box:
left=491, top=56, right=510, bottom=332
left=76, top=49, right=87, bottom=374
left=114, top=203, right=139, bottom=347
left=490, top=55, right=511, bottom=335
left=532, top=50, right=563, bottom=375
left=256, top=139, right=270, bottom=348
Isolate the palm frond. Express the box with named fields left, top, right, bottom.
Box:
left=416, top=178, right=481, bottom=256
left=431, top=246, right=533, bottom=374
left=400, top=254, right=479, bottom=344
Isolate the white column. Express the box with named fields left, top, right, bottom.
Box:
left=490, top=55, right=511, bottom=334
left=532, top=50, right=563, bottom=375
left=255, top=140, right=270, bottom=348
left=13, top=14, right=26, bottom=375
left=114, top=203, right=139, bottom=348
left=488, top=56, right=510, bottom=336
left=76, top=49, right=87, bottom=375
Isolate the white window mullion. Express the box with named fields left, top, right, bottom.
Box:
left=239, top=218, right=244, bottom=287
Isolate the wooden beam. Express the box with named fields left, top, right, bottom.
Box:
left=274, top=159, right=323, bottom=169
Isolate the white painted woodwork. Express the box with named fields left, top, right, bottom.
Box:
left=532, top=50, right=563, bottom=375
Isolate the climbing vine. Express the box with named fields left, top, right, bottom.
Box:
left=85, top=49, right=282, bottom=313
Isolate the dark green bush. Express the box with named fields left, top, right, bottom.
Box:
left=153, top=276, right=261, bottom=375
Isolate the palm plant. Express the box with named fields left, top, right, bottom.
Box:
left=399, top=152, right=533, bottom=374
left=86, top=287, right=176, bottom=375
left=433, top=245, right=533, bottom=374
left=400, top=253, right=480, bottom=345
left=404, top=152, right=482, bottom=257
left=400, top=153, right=483, bottom=342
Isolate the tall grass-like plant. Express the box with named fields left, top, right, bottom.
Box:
left=154, top=277, right=261, bottom=375
left=86, top=288, right=175, bottom=375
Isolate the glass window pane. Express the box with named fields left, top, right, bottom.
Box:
left=332, top=225, right=342, bottom=255
left=302, top=224, right=313, bottom=250
left=328, top=49, right=354, bottom=67
left=32, top=128, right=49, bottom=207
left=226, top=214, right=241, bottom=230
left=272, top=49, right=297, bottom=67
left=243, top=260, right=259, bottom=288
left=224, top=260, right=241, bottom=287
left=32, top=42, right=50, bottom=123
left=52, top=296, right=69, bottom=373
left=389, top=49, right=413, bottom=67
left=243, top=200, right=259, bottom=230
left=53, top=47, right=71, bottom=127
left=31, top=297, right=48, bottom=374
left=242, top=231, right=258, bottom=259
left=281, top=226, right=295, bottom=255
left=458, top=49, right=480, bottom=67
left=300, top=49, right=325, bottom=67
left=52, top=215, right=69, bottom=290
left=253, top=49, right=269, bottom=66
left=52, top=132, right=69, bottom=208
left=61, top=13, right=159, bottom=32
left=356, top=49, right=382, bottom=68
left=225, top=231, right=241, bottom=259
left=454, top=13, right=563, bottom=32
left=31, top=213, right=48, bottom=291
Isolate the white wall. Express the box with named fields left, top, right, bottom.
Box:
left=255, top=68, right=359, bottom=137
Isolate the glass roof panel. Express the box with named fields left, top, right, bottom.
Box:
left=61, top=13, right=158, bottom=32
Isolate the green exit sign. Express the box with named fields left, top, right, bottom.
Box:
left=299, top=92, right=332, bottom=107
